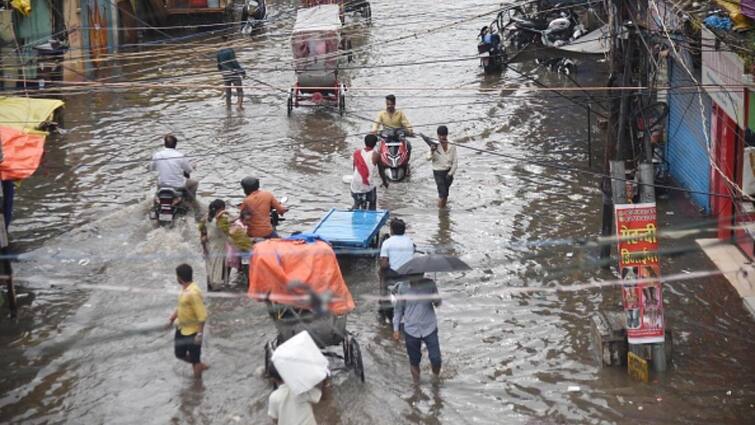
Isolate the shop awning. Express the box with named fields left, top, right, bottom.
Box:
left=0, top=96, right=64, bottom=132
left=0, top=96, right=64, bottom=181
left=0, top=126, right=47, bottom=181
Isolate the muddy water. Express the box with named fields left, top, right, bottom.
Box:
left=1, top=1, right=755, bottom=424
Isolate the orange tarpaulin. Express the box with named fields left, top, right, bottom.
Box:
left=0, top=127, right=46, bottom=181
left=248, top=239, right=355, bottom=315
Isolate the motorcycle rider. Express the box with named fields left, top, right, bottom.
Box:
left=371, top=94, right=413, bottom=135
left=240, top=177, right=288, bottom=239
left=372, top=94, right=413, bottom=162
left=149, top=134, right=198, bottom=205
left=351, top=134, right=389, bottom=210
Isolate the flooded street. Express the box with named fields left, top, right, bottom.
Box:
left=1, top=1, right=755, bottom=424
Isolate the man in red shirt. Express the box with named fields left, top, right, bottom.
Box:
left=240, top=177, right=287, bottom=239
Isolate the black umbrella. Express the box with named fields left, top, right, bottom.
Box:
left=396, top=255, right=471, bottom=275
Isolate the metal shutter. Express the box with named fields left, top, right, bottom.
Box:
left=666, top=58, right=713, bottom=213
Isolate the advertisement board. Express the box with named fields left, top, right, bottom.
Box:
left=615, top=203, right=665, bottom=344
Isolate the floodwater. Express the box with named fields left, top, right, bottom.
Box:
left=1, top=0, right=755, bottom=424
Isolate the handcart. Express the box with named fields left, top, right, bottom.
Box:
left=249, top=238, right=365, bottom=382
left=310, top=208, right=390, bottom=255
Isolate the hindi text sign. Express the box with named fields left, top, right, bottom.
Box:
left=615, top=203, right=665, bottom=344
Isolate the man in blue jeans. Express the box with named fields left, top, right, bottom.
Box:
left=392, top=274, right=442, bottom=384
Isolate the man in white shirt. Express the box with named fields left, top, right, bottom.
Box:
left=426, top=125, right=458, bottom=209
left=378, top=218, right=415, bottom=322
left=351, top=134, right=389, bottom=210
left=149, top=134, right=198, bottom=200
left=267, top=363, right=324, bottom=425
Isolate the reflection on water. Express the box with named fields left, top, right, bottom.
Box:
left=174, top=379, right=207, bottom=424
left=432, top=208, right=454, bottom=254
left=0, top=0, right=754, bottom=424
left=404, top=384, right=444, bottom=425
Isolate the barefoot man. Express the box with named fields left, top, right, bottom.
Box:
left=168, top=263, right=209, bottom=378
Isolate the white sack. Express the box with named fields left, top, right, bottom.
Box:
left=271, top=331, right=330, bottom=395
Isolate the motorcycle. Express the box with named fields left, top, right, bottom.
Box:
left=477, top=27, right=507, bottom=74
left=236, top=197, right=287, bottom=288
left=343, top=0, right=371, bottom=22
left=269, top=196, right=287, bottom=233
left=240, top=0, right=267, bottom=35
left=378, top=128, right=411, bottom=182
left=508, top=6, right=583, bottom=49
left=149, top=187, right=190, bottom=227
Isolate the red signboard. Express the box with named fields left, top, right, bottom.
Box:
left=615, top=203, right=665, bottom=344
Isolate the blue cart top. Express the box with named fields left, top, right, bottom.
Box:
left=311, top=208, right=390, bottom=248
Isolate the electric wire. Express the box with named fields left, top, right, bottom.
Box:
left=4, top=12, right=754, bottom=408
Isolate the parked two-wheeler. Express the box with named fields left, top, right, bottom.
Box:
left=343, top=0, right=371, bottom=22
left=240, top=0, right=267, bottom=35
left=477, top=27, right=507, bottom=74
left=508, top=6, right=583, bottom=49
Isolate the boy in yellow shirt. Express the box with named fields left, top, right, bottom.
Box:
left=168, top=264, right=209, bottom=378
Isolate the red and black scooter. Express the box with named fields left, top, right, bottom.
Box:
left=377, top=128, right=411, bottom=182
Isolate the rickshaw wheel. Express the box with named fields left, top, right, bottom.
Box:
left=338, top=94, right=345, bottom=116
left=286, top=96, right=293, bottom=117
left=264, top=341, right=273, bottom=376
left=342, top=338, right=352, bottom=366
left=378, top=232, right=390, bottom=248
left=223, top=263, right=231, bottom=287
left=349, top=337, right=365, bottom=382
left=241, top=264, right=250, bottom=290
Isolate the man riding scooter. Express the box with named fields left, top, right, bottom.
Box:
left=149, top=134, right=198, bottom=200
left=372, top=94, right=414, bottom=145
left=372, top=95, right=414, bottom=181
left=148, top=135, right=199, bottom=221
left=371, top=94, right=413, bottom=136
left=240, top=177, right=288, bottom=239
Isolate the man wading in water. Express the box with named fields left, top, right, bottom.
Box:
left=393, top=273, right=442, bottom=384
left=167, top=264, right=209, bottom=378
left=427, top=125, right=458, bottom=209
left=217, top=35, right=246, bottom=110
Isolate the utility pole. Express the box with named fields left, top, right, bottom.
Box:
left=600, top=0, right=627, bottom=265
left=604, top=0, right=670, bottom=375
left=593, top=1, right=673, bottom=375
left=638, top=162, right=668, bottom=372
left=0, top=201, right=14, bottom=319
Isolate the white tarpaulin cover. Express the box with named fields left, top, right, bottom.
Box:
left=555, top=24, right=610, bottom=55
left=293, top=4, right=341, bottom=33
left=271, top=331, right=330, bottom=395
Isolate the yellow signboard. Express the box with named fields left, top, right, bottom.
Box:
left=628, top=352, right=649, bottom=383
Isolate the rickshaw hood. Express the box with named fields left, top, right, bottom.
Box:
left=248, top=239, right=355, bottom=315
